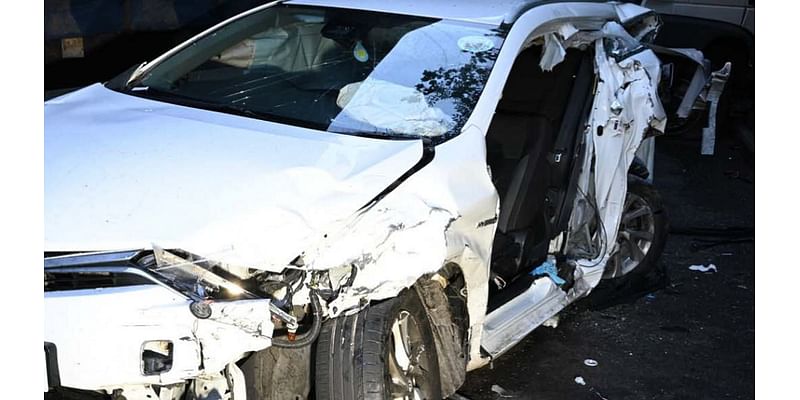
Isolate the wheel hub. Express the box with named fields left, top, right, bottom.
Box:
left=605, top=191, right=656, bottom=279
left=388, top=310, right=430, bottom=400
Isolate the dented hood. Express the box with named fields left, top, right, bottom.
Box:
left=45, top=84, right=425, bottom=269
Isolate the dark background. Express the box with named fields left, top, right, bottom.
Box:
left=45, top=0, right=264, bottom=91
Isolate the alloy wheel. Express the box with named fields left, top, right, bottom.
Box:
left=387, top=310, right=435, bottom=400
left=605, top=191, right=656, bottom=279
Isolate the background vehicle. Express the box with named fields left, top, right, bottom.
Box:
left=44, top=1, right=714, bottom=399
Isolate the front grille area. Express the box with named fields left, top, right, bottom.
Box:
left=45, top=271, right=153, bottom=291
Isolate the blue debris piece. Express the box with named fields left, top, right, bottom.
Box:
left=530, top=257, right=566, bottom=286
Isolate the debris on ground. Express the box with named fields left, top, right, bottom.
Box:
left=491, top=384, right=516, bottom=398
left=574, top=376, right=586, bottom=386
left=689, top=264, right=717, bottom=273
left=584, top=359, right=599, bottom=367
left=542, top=315, right=560, bottom=328
left=589, top=387, right=610, bottom=400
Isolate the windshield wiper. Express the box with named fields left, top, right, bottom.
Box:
left=122, top=87, right=446, bottom=142
left=123, top=86, right=339, bottom=131
left=327, top=127, right=440, bottom=141
left=125, top=86, right=276, bottom=119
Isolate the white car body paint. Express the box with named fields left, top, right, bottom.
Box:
left=45, top=84, right=424, bottom=269
left=44, top=284, right=273, bottom=391
left=44, top=0, right=682, bottom=396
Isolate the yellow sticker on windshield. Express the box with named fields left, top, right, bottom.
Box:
left=354, top=40, right=369, bottom=62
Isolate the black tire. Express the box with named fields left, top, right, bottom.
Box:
left=315, top=289, right=442, bottom=400
left=603, top=176, right=669, bottom=281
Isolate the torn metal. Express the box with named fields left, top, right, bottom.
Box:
left=481, top=21, right=667, bottom=358
left=647, top=44, right=732, bottom=155
left=701, top=62, right=732, bottom=155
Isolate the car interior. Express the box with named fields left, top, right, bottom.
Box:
left=132, top=6, right=503, bottom=139
left=485, top=45, right=596, bottom=310
left=154, top=9, right=438, bottom=132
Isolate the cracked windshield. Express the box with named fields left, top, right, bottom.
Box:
left=123, top=5, right=505, bottom=139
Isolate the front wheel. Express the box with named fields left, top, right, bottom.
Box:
left=315, top=289, right=442, bottom=400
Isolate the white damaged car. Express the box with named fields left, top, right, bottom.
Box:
left=44, top=1, right=728, bottom=399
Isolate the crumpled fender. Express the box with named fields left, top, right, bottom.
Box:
left=298, top=126, right=499, bottom=322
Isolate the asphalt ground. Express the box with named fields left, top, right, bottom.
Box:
left=457, top=131, right=755, bottom=400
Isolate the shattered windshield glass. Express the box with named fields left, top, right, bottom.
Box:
left=117, top=5, right=505, bottom=140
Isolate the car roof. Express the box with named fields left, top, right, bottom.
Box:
left=286, top=0, right=564, bottom=26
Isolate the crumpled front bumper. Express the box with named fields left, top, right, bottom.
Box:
left=44, top=251, right=276, bottom=393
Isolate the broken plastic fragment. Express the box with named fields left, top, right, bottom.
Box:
left=584, top=359, right=599, bottom=367
left=689, top=264, right=717, bottom=273
left=574, top=376, right=586, bottom=386
left=530, top=256, right=566, bottom=286
left=151, top=245, right=247, bottom=297
left=542, top=315, right=560, bottom=328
